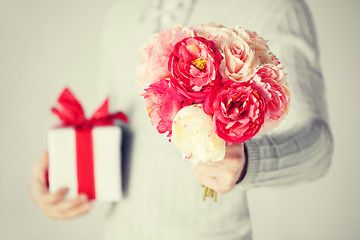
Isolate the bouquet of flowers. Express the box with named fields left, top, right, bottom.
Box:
left=137, top=23, right=290, bottom=201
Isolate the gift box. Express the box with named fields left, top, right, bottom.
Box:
left=48, top=88, right=128, bottom=201
left=48, top=126, right=122, bottom=201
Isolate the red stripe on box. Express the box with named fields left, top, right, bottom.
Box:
left=75, top=128, right=96, bottom=199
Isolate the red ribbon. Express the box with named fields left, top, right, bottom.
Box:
left=51, top=88, right=128, bottom=199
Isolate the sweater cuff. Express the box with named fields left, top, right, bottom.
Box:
left=236, top=140, right=261, bottom=189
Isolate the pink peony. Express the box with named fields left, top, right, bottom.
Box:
left=204, top=80, right=266, bottom=143
left=169, top=37, right=222, bottom=103
left=141, top=79, right=188, bottom=137
left=219, top=35, right=260, bottom=82
left=191, top=23, right=236, bottom=49
left=233, top=27, right=280, bottom=66
left=250, top=65, right=290, bottom=133
left=254, top=64, right=286, bottom=84
left=137, top=26, right=194, bottom=88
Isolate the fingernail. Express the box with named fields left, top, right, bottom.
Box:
left=83, top=202, right=92, bottom=210
left=61, top=188, right=69, bottom=194
left=79, top=194, right=89, bottom=203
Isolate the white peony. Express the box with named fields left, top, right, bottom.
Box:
left=171, top=104, right=226, bottom=164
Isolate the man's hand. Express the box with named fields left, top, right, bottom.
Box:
left=192, top=143, right=247, bottom=194
left=29, top=152, right=92, bottom=220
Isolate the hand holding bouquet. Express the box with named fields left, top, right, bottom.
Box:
left=137, top=23, right=290, bottom=201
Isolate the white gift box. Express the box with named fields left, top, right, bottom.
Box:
left=48, top=126, right=122, bottom=201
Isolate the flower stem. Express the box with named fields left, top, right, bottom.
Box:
left=202, top=186, right=208, bottom=201
left=201, top=185, right=217, bottom=202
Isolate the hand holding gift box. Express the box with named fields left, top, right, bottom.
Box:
left=48, top=88, right=128, bottom=201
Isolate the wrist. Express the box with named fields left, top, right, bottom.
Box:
left=236, top=143, right=248, bottom=184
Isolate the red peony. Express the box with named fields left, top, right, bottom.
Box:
left=168, top=37, right=222, bottom=103
left=141, top=79, right=188, bottom=137
left=204, top=80, right=266, bottom=143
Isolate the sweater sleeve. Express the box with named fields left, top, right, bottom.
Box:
left=237, top=0, right=333, bottom=189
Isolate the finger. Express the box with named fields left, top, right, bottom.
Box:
left=195, top=161, right=221, bottom=167
left=193, top=171, right=228, bottom=193
left=39, top=151, right=49, bottom=170
left=193, top=170, right=217, bottom=186
left=192, top=164, right=219, bottom=178
left=216, top=158, right=243, bottom=175
left=41, top=188, right=69, bottom=205
left=54, top=194, right=89, bottom=212
left=29, top=177, right=48, bottom=203
left=30, top=156, right=53, bottom=203
left=45, top=201, right=91, bottom=221
left=33, top=152, right=49, bottom=174
left=193, top=170, right=234, bottom=194
left=32, top=152, right=49, bottom=184
left=61, top=201, right=92, bottom=219
left=46, top=195, right=92, bottom=220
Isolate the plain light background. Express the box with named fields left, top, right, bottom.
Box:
left=0, top=0, right=359, bottom=239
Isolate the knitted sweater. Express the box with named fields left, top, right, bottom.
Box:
left=98, top=0, right=333, bottom=239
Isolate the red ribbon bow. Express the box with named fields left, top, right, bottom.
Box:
left=51, top=88, right=128, bottom=127
left=51, top=88, right=127, bottom=200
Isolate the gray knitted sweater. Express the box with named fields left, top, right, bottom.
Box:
left=97, top=0, right=333, bottom=239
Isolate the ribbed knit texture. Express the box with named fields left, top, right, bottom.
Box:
left=97, top=0, right=333, bottom=239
